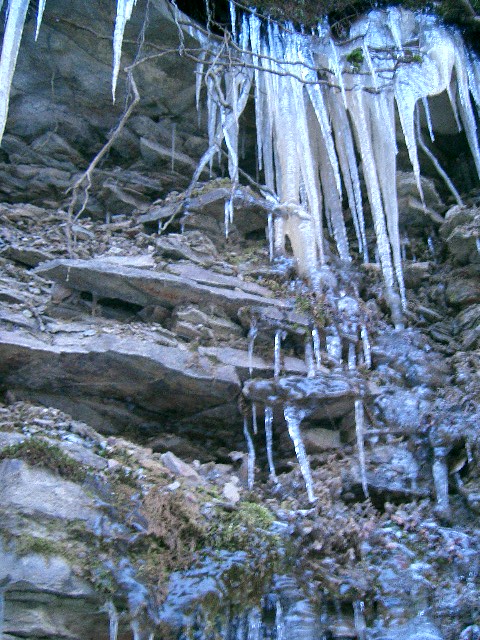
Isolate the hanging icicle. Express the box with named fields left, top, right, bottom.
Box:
left=264, top=406, right=277, bottom=480
left=284, top=405, right=316, bottom=502
left=0, top=0, right=31, bottom=144
left=112, top=0, right=138, bottom=102
left=354, top=400, right=369, bottom=499
left=243, top=416, right=255, bottom=490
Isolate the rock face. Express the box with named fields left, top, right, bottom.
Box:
left=0, top=2, right=480, bottom=639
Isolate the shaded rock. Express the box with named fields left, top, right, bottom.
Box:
left=0, top=329, right=241, bottom=435
left=140, top=183, right=272, bottom=237
left=397, top=172, right=444, bottom=228
left=156, top=231, right=218, bottom=266
left=161, top=451, right=202, bottom=482
left=440, top=205, right=480, bottom=265
left=172, top=305, right=243, bottom=342
left=303, top=428, right=341, bottom=452
left=446, top=275, right=480, bottom=308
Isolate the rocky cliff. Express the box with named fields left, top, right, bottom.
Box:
left=0, top=2, right=479, bottom=639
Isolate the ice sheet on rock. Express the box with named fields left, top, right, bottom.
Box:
left=0, top=0, right=30, bottom=144
left=284, top=405, right=315, bottom=502
left=112, top=0, right=138, bottom=101
left=247, top=607, right=261, bottom=640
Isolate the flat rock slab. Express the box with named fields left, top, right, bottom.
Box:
left=0, top=329, right=241, bottom=433
left=36, top=258, right=290, bottom=320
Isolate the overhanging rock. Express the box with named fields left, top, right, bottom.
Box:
left=35, top=258, right=289, bottom=321
left=0, top=329, right=241, bottom=435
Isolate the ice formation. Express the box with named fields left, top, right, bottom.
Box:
left=192, top=4, right=480, bottom=319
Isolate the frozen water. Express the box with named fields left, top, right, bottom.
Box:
left=0, top=0, right=30, bottom=143
left=312, top=328, right=321, bottom=370
left=355, top=400, right=369, bottom=498
left=264, top=406, right=277, bottom=480
left=284, top=405, right=316, bottom=502
left=244, top=416, right=255, bottom=490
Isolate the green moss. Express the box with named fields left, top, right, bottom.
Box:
left=15, top=534, right=59, bottom=557
left=208, top=501, right=279, bottom=554
left=346, top=47, right=364, bottom=70
left=0, top=438, right=87, bottom=482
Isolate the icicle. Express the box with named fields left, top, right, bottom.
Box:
left=355, top=399, right=369, bottom=498
left=432, top=447, right=450, bottom=513
left=224, top=198, right=234, bottom=238
left=312, top=327, right=321, bottom=370
left=477, top=238, right=480, bottom=255
left=422, top=97, right=435, bottom=142
left=274, top=330, right=285, bottom=379
left=284, top=405, right=316, bottom=502
left=329, top=39, right=347, bottom=109
left=353, top=601, right=367, bottom=640
left=195, top=50, right=206, bottom=115
left=415, top=105, right=463, bottom=206
left=229, top=0, right=237, bottom=42
left=247, top=607, right=261, bottom=640
left=112, top=0, right=138, bottom=102
left=170, top=122, right=176, bottom=173
left=466, top=439, right=473, bottom=464
left=267, top=212, right=274, bottom=262
left=35, top=0, right=47, bottom=41
left=0, top=0, right=30, bottom=144
left=0, top=586, right=4, bottom=640
left=326, top=327, right=342, bottom=366
left=264, top=406, right=277, bottom=480
left=103, top=600, right=119, bottom=640
left=348, top=343, right=356, bottom=371
left=360, top=326, right=371, bottom=369
left=243, top=416, right=255, bottom=490
left=248, top=318, right=257, bottom=376
left=305, top=337, right=315, bottom=378
left=275, top=600, right=285, bottom=640
left=252, top=402, right=258, bottom=435
left=427, top=236, right=435, bottom=258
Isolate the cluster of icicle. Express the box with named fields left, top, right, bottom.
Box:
left=0, top=0, right=136, bottom=144
left=186, top=2, right=480, bottom=322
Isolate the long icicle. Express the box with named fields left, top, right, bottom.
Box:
left=112, top=0, right=138, bottom=102
left=244, top=416, right=255, bottom=490
left=0, top=0, right=30, bottom=144
left=284, top=405, right=315, bottom=502
left=355, top=400, right=369, bottom=498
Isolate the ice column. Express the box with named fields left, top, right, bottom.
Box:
left=284, top=405, right=315, bottom=502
